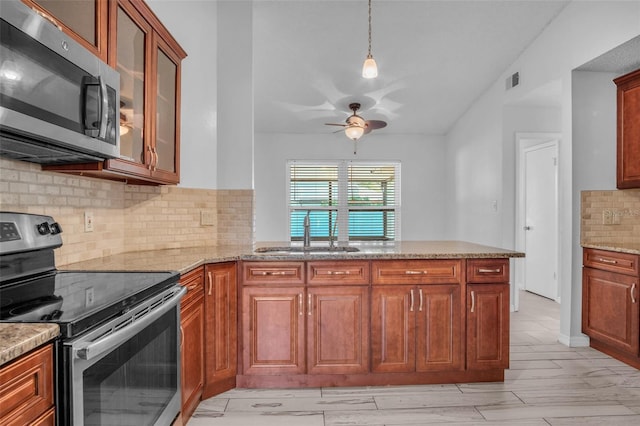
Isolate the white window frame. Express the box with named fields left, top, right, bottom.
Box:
left=287, top=160, right=401, bottom=243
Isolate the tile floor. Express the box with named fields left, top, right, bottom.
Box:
left=187, top=291, right=640, bottom=425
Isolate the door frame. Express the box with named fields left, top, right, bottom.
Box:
left=514, top=132, right=561, bottom=311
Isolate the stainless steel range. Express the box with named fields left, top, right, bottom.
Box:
left=0, top=212, right=185, bottom=426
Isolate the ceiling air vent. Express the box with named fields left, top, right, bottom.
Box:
left=505, top=72, right=520, bottom=90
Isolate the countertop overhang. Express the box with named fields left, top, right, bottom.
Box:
left=581, top=242, right=640, bottom=256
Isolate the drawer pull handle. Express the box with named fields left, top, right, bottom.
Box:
left=478, top=268, right=501, bottom=274
left=632, top=283, right=637, bottom=304
left=327, top=270, right=350, bottom=275
left=308, top=293, right=312, bottom=316
left=207, top=272, right=213, bottom=295
left=419, top=288, right=423, bottom=312
left=258, top=271, right=288, bottom=276
left=410, top=289, right=415, bottom=312
left=471, top=291, right=475, bottom=313
left=598, top=258, right=618, bottom=265
left=187, top=284, right=199, bottom=291
left=405, top=270, right=427, bottom=275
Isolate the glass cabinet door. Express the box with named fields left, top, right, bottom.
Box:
left=155, top=47, right=177, bottom=173
left=116, top=5, right=147, bottom=166
left=29, top=0, right=106, bottom=59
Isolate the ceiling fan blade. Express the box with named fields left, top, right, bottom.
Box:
left=363, top=120, right=387, bottom=134
left=325, top=123, right=347, bottom=127
left=366, top=120, right=387, bottom=130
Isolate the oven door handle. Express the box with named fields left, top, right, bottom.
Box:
left=74, top=286, right=186, bottom=361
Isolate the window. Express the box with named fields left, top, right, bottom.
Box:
left=288, top=160, right=400, bottom=242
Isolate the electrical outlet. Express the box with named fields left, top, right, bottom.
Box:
left=200, top=210, right=215, bottom=226
left=602, top=209, right=613, bottom=225
left=85, top=287, right=94, bottom=307
left=84, top=211, right=94, bottom=232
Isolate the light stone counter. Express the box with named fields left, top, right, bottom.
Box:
left=582, top=242, right=640, bottom=256
left=0, top=323, right=59, bottom=366
left=60, top=241, right=524, bottom=274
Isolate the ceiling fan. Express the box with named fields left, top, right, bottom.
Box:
left=325, top=103, right=387, bottom=149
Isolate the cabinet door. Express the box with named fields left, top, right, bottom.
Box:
left=242, top=286, right=306, bottom=375
left=615, top=68, right=640, bottom=189
left=25, top=0, right=108, bottom=60
left=416, top=284, right=463, bottom=372
left=110, top=0, right=153, bottom=174
left=466, top=283, right=510, bottom=370
left=150, top=34, right=181, bottom=182
left=371, top=286, right=415, bottom=373
left=582, top=267, right=639, bottom=354
left=204, top=263, right=237, bottom=387
left=180, top=294, right=204, bottom=420
left=307, top=286, right=370, bottom=374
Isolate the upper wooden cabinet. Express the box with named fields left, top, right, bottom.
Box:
left=615, top=68, right=640, bottom=189
left=43, top=0, right=187, bottom=185
left=22, top=0, right=109, bottom=61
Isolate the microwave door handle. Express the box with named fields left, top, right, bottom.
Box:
left=74, top=286, right=186, bottom=361
left=82, top=75, right=109, bottom=139
left=98, top=75, right=109, bottom=139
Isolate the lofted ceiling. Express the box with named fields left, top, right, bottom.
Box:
left=252, top=0, right=570, bottom=137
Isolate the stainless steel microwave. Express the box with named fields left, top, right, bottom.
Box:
left=0, top=0, right=119, bottom=164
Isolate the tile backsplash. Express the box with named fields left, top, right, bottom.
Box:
left=581, top=189, right=640, bottom=245
left=0, top=158, right=254, bottom=266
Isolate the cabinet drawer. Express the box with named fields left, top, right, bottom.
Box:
left=181, top=266, right=205, bottom=307
left=242, top=262, right=305, bottom=285
left=0, top=344, right=54, bottom=426
left=467, top=259, right=509, bottom=283
left=583, top=248, right=639, bottom=276
left=372, top=260, right=462, bottom=284
left=307, top=261, right=370, bottom=285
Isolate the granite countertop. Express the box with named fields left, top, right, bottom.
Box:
left=0, top=323, right=59, bottom=367
left=582, top=242, right=640, bottom=256
left=61, top=240, right=524, bottom=274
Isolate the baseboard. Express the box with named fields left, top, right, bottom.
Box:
left=558, top=333, right=590, bottom=347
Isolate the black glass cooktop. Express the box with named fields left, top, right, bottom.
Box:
left=0, top=270, right=179, bottom=338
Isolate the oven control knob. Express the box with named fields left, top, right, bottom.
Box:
left=36, top=222, right=51, bottom=235
left=49, top=222, right=62, bottom=235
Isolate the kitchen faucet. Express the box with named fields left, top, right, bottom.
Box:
left=303, top=211, right=311, bottom=249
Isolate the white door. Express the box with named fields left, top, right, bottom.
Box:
left=523, top=142, right=558, bottom=300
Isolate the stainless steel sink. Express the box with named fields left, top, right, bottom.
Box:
left=254, top=246, right=360, bottom=253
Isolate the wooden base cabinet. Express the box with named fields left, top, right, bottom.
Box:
left=0, top=344, right=54, bottom=426
left=582, top=248, right=640, bottom=368
left=238, top=258, right=511, bottom=388
left=179, top=267, right=205, bottom=423
left=203, top=263, right=238, bottom=398
left=372, top=284, right=463, bottom=373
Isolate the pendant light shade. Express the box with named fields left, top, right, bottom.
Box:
left=362, top=55, right=378, bottom=79
left=362, top=0, right=378, bottom=79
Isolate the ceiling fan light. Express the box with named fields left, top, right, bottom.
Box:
left=119, top=125, right=130, bottom=135
left=362, top=55, right=378, bottom=79
left=345, top=125, right=365, bottom=141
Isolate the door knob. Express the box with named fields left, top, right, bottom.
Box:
left=524, top=226, right=532, bottom=231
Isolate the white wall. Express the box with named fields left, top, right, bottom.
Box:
left=445, top=0, right=640, bottom=346
left=254, top=133, right=447, bottom=242
left=147, top=0, right=218, bottom=189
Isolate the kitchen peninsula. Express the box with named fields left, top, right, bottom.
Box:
left=57, top=241, right=523, bottom=419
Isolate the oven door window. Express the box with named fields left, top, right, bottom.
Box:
left=82, top=309, right=177, bottom=425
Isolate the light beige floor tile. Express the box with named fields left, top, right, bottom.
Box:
left=457, top=377, right=591, bottom=393
left=478, top=402, right=636, bottom=421
left=374, top=391, right=521, bottom=409
left=187, top=410, right=325, bottom=426
left=226, top=396, right=377, bottom=412
left=321, top=384, right=460, bottom=397
left=324, top=406, right=483, bottom=425
left=546, top=415, right=640, bottom=425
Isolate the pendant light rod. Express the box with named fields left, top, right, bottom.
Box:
left=362, top=0, right=378, bottom=78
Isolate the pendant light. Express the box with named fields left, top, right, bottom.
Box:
left=362, top=0, right=378, bottom=79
